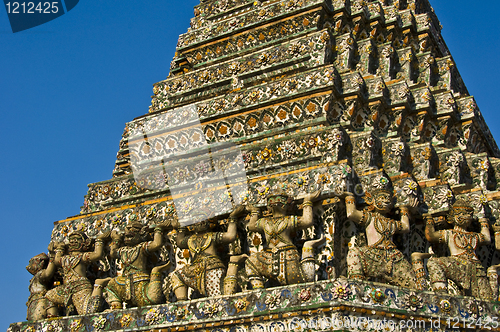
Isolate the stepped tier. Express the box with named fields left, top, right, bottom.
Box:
left=10, top=279, right=500, bottom=332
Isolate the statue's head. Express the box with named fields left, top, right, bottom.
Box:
left=26, top=253, right=49, bottom=275
left=267, top=190, right=291, bottom=212
left=448, top=199, right=474, bottom=228
left=124, top=221, right=148, bottom=246
left=365, top=188, right=394, bottom=213
left=68, top=231, right=91, bottom=252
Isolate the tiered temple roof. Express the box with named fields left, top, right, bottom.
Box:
left=11, top=0, right=500, bottom=331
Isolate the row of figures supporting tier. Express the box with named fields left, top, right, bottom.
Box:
left=26, top=188, right=500, bottom=321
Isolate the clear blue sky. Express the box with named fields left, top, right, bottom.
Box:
left=1, top=1, right=499, bottom=329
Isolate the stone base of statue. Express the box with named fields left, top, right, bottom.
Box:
left=10, top=279, right=500, bottom=332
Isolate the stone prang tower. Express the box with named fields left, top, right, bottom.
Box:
left=12, top=1, right=500, bottom=331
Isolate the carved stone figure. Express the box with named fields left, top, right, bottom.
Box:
left=105, top=220, right=173, bottom=309
left=487, top=222, right=500, bottom=300
left=26, top=249, right=56, bottom=321
left=345, top=189, right=428, bottom=290
left=45, top=231, right=110, bottom=317
left=244, top=190, right=324, bottom=289
left=171, top=206, right=247, bottom=301
left=425, top=200, right=493, bottom=299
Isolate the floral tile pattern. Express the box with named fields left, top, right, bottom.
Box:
left=10, top=279, right=500, bottom=332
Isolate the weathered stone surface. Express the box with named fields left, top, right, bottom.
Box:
left=10, top=279, right=500, bottom=332
left=13, top=0, right=500, bottom=330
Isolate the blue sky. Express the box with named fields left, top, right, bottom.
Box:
left=1, top=1, right=499, bottom=329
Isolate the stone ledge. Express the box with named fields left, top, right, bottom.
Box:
left=10, top=278, right=500, bottom=332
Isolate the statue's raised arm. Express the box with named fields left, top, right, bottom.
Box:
left=245, top=189, right=324, bottom=289
left=345, top=188, right=427, bottom=290
left=26, top=245, right=58, bottom=321
left=44, top=231, right=111, bottom=317
left=426, top=200, right=493, bottom=299
left=105, top=220, right=173, bottom=310
left=171, top=205, right=247, bottom=301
